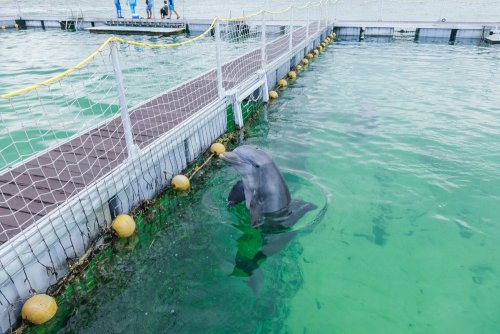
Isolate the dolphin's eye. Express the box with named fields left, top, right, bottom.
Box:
left=254, top=164, right=260, bottom=168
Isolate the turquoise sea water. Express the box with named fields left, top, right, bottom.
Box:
left=24, top=40, right=500, bottom=333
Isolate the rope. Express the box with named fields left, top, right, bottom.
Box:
left=1, top=37, right=114, bottom=99
left=0, top=0, right=336, bottom=100
left=0, top=17, right=217, bottom=99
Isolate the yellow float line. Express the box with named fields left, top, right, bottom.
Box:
left=1, top=37, right=114, bottom=99
left=1, top=18, right=217, bottom=99
left=1, top=0, right=338, bottom=99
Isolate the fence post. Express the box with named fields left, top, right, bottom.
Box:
left=110, top=42, right=138, bottom=160
left=289, top=6, right=294, bottom=53
left=215, top=18, right=224, bottom=99
left=316, top=4, right=320, bottom=34
left=261, top=11, right=267, bottom=69
left=306, top=4, right=310, bottom=42
left=261, top=11, right=269, bottom=103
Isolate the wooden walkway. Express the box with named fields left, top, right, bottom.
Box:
left=0, top=23, right=323, bottom=245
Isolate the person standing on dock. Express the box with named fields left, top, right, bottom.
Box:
left=146, top=0, right=154, bottom=19
left=160, top=1, right=169, bottom=19
left=167, top=0, right=180, bottom=19
left=114, top=0, right=124, bottom=18
left=127, top=0, right=137, bottom=14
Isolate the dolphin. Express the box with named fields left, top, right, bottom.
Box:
left=220, top=145, right=317, bottom=228
left=220, top=145, right=318, bottom=292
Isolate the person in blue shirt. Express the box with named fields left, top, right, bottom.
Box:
left=114, top=0, right=123, bottom=18
left=167, top=0, right=180, bottom=19
left=127, top=0, right=137, bottom=14
left=146, top=0, right=153, bottom=18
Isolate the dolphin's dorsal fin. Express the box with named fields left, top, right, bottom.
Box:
left=228, top=180, right=245, bottom=208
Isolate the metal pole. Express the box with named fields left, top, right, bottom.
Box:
left=378, top=0, right=383, bottom=22
left=316, top=4, right=320, bottom=34
left=215, top=19, right=224, bottom=99
left=261, top=12, right=267, bottom=69
left=111, top=42, right=138, bottom=160
left=289, top=6, right=294, bottom=53
left=306, top=3, right=310, bottom=41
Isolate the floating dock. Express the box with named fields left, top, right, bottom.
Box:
left=87, top=25, right=185, bottom=35
left=1, top=16, right=499, bottom=41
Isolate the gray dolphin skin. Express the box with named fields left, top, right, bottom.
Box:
left=220, top=145, right=316, bottom=228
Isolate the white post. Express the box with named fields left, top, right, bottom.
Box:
left=378, top=0, right=383, bottom=22
left=289, top=6, right=294, bottom=53
left=262, top=78, right=269, bottom=103
left=306, top=4, right=310, bottom=41
left=215, top=19, right=224, bottom=99
left=316, top=4, right=320, bottom=33
left=233, top=98, right=244, bottom=129
left=261, top=12, right=266, bottom=69
left=111, top=42, right=138, bottom=160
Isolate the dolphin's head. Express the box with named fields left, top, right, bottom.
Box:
left=219, top=146, right=273, bottom=175
left=221, top=145, right=293, bottom=221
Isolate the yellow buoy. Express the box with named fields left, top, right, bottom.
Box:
left=307, top=53, right=314, bottom=60
left=313, top=49, right=319, bottom=56
left=1, top=26, right=6, bottom=30
left=269, top=90, right=278, bottom=99
left=210, top=142, right=226, bottom=155
left=111, top=214, right=136, bottom=238
left=288, top=71, right=297, bottom=80
left=22, top=294, right=57, bottom=325
left=295, top=64, right=303, bottom=71
left=319, top=46, right=324, bottom=52
left=332, top=32, right=337, bottom=39
left=301, top=58, right=309, bottom=66
left=171, top=174, right=190, bottom=191
left=278, top=79, right=288, bottom=88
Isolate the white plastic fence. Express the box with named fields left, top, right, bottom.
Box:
left=0, top=1, right=336, bottom=331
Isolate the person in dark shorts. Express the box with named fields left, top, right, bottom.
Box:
left=146, top=0, right=153, bottom=19
left=160, top=0, right=169, bottom=18
left=167, top=0, right=180, bottom=19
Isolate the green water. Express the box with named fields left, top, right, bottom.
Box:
left=27, top=40, right=500, bottom=333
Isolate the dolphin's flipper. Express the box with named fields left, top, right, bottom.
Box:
left=281, top=199, right=317, bottom=228
left=261, top=230, right=298, bottom=257
left=228, top=180, right=245, bottom=208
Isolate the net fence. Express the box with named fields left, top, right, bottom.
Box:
left=0, top=1, right=335, bottom=330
